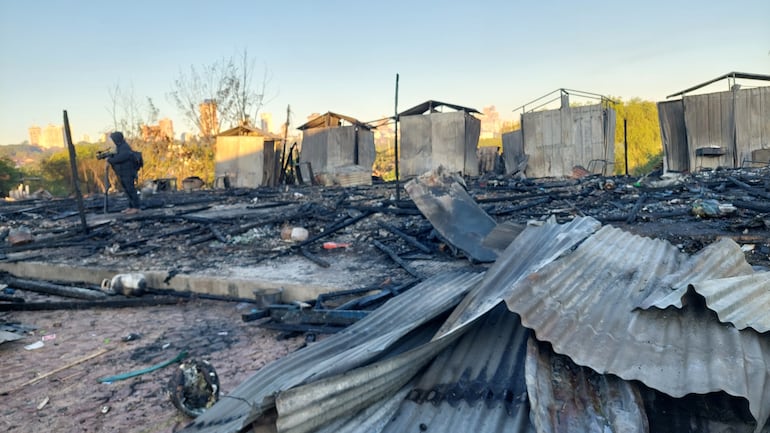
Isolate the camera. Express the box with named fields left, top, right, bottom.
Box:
left=97, top=149, right=115, bottom=160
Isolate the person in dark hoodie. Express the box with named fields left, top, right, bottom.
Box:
left=107, top=131, right=141, bottom=214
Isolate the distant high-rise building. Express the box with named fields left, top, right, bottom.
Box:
left=141, top=117, right=175, bottom=141
left=260, top=112, right=273, bottom=133
left=28, top=125, right=41, bottom=146
left=39, top=124, right=64, bottom=148
left=199, top=99, right=218, bottom=137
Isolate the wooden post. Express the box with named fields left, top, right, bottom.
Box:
left=623, top=118, right=628, bottom=176
left=63, top=110, right=89, bottom=234
left=278, top=105, right=290, bottom=185
left=394, top=73, right=400, bottom=201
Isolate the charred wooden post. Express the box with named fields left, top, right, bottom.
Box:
left=63, top=110, right=89, bottom=234
left=5, top=277, right=106, bottom=300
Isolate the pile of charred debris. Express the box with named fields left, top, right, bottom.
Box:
left=1, top=165, right=769, bottom=320
left=1, top=165, right=770, bottom=432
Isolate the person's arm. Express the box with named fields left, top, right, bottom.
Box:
left=108, top=145, right=133, bottom=164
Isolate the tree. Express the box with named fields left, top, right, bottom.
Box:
left=168, top=51, right=272, bottom=138
left=106, top=82, right=159, bottom=140
left=0, top=157, right=22, bottom=197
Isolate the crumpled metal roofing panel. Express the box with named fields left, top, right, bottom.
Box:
left=637, top=238, right=754, bottom=310
left=180, top=271, right=484, bottom=433
left=525, top=337, right=648, bottom=433
left=686, top=273, right=770, bottom=333
left=434, top=216, right=601, bottom=340
left=502, top=225, right=770, bottom=432
left=275, top=304, right=535, bottom=433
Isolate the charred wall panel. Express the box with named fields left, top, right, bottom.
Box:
left=502, top=129, right=524, bottom=175
left=657, top=100, right=689, bottom=172
left=299, top=129, right=329, bottom=177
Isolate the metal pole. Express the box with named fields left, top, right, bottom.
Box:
left=623, top=118, right=628, bottom=176
left=394, top=73, right=400, bottom=201
left=63, top=110, right=89, bottom=234
left=103, top=160, right=110, bottom=214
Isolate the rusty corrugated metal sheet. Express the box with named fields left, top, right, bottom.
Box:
left=273, top=304, right=535, bottom=433
left=381, top=305, right=535, bottom=433
left=501, top=225, right=770, bottom=432
left=180, top=271, right=484, bottom=433
left=525, top=337, right=648, bottom=433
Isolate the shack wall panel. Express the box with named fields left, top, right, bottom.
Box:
left=431, top=111, right=468, bottom=174
left=400, top=115, right=433, bottom=177
left=719, top=92, right=735, bottom=167
left=463, top=114, right=481, bottom=176
left=215, top=136, right=266, bottom=188
left=357, top=129, right=377, bottom=171
left=300, top=129, right=330, bottom=176
left=501, top=129, right=524, bottom=175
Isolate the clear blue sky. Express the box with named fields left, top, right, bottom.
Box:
left=1, top=0, right=768, bottom=145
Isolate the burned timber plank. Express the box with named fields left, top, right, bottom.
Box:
left=5, top=277, right=107, bottom=300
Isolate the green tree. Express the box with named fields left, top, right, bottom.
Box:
left=0, top=157, right=22, bottom=197
left=612, top=98, right=663, bottom=175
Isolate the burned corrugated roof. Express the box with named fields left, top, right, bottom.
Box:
left=525, top=337, right=649, bottom=433
left=500, top=224, right=770, bottom=432
left=181, top=271, right=484, bottom=433
left=398, top=100, right=481, bottom=117
left=666, top=71, right=770, bottom=98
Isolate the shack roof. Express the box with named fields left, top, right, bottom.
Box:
left=297, top=111, right=372, bottom=131
left=666, top=71, right=770, bottom=99
left=217, top=124, right=283, bottom=140
left=398, top=100, right=481, bottom=117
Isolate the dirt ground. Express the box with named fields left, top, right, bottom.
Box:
left=0, top=298, right=305, bottom=433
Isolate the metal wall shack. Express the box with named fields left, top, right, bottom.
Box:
left=215, top=125, right=281, bottom=188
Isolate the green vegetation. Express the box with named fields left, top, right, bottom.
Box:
left=612, top=98, right=663, bottom=175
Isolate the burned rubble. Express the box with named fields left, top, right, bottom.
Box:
left=1, top=165, right=769, bottom=433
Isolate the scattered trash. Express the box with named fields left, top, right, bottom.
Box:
left=7, top=227, right=33, bottom=246
left=168, top=359, right=220, bottom=418
left=692, top=199, right=737, bottom=218
left=100, top=405, right=110, bottom=414
left=101, top=273, right=147, bottom=297
left=741, top=244, right=755, bottom=252
left=253, top=288, right=283, bottom=309
left=41, top=334, right=56, bottom=342
left=121, top=333, right=142, bottom=342
left=37, top=397, right=49, bottom=410
left=322, top=242, right=351, bottom=249
left=24, top=341, right=44, bottom=350
left=281, top=226, right=309, bottom=242
left=98, top=351, right=187, bottom=383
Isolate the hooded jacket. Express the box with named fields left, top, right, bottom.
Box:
left=107, top=132, right=138, bottom=177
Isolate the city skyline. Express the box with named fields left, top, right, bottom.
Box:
left=1, top=1, right=768, bottom=146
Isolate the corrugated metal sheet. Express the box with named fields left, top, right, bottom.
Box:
left=180, top=271, right=484, bottom=433
left=525, top=337, right=648, bottom=433
left=271, top=304, right=535, bottom=433
left=434, top=216, right=601, bottom=340
left=657, top=100, right=689, bottom=172
left=734, top=87, right=770, bottom=165
left=687, top=274, right=770, bottom=333
left=683, top=91, right=736, bottom=169
left=501, top=225, right=770, bottom=432
left=381, top=305, right=534, bottom=433
left=405, top=167, right=499, bottom=263
left=638, top=237, right=754, bottom=310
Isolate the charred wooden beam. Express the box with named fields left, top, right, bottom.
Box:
left=0, top=296, right=183, bottom=311
left=734, top=200, right=770, bottom=213
left=5, top=277, right=107, bottom=300
left=299, top=247, right=330, bottom=268
left=729, top=177, right=770, bottom=199
left=625, top=193, right=648, bottom=223
left=490, top=196, right=551, bottom=216
left=378, top=221, right=432, bottom=253
left=372, top=239, right=421, bottom=279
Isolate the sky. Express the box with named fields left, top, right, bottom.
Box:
left=0, top=0, right=768, bottom=145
